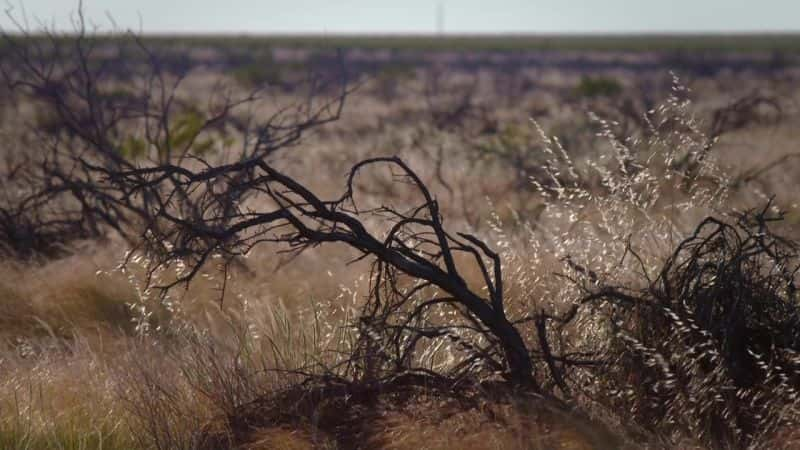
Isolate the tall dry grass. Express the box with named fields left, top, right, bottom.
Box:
left=1, top=51, right=800, bottom=450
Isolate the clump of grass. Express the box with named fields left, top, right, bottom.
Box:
left=0, top=337, right=137, bottom=450
left=0, top=389, right=134, bottom=450
left=112, top=338, right=217, bottom=450
left=0, top=250, right=139, bottom=342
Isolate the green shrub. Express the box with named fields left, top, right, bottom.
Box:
left=575, top=76, right=622, bottom=98
left=231, top=58, right=284, bottom=88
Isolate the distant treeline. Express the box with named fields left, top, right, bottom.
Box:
left=8, top=33, right=800, bottom=53
left=3, top=33, right=798, bottom=83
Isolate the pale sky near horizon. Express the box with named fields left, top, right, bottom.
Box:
left=1, top=1, right=799, bottom=34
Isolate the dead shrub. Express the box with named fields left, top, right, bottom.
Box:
left=568, top=203, right=800, bottom=448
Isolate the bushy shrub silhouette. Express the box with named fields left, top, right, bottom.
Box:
left=573, top=203, right=800, bottom=448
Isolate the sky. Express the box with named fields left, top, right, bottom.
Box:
left=1, top=1, right=799, bottom=34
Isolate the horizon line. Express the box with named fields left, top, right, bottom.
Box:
left=10, top=30, right=800, bottom=37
